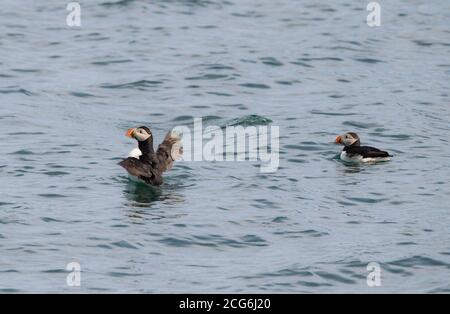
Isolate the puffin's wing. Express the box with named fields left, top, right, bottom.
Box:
left=156, top=131, right=183, bottom=171
left=346, top=146, right=391, bottom=158
left=118, top=157, right=156, bottom=178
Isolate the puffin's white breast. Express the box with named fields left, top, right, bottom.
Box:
left=128, top=148, right=142, bottom=159
left=340, top=151, right=391, bottom=163
left=340, top=151, right=362, bottom=162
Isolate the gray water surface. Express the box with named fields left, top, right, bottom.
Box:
left=1, top=0, right=450, bottom=293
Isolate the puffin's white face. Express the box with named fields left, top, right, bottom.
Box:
left=126, top=127, right=152, bottom=142
left=335, top=132, right=359, bottom=146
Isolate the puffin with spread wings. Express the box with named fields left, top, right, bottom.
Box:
left=119, top=126, right=182, bottom=185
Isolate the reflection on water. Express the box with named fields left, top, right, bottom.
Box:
left=334, top=153, right=393, bottom=175
left=340, top=164, right=364, bottom=174
left=336, top=160, right=364, bottom=174
left=123, top=179, right=163, bottom=206
left=122, top=178, right=186, bottom=224
left=123, top=178, right=186, bottom=207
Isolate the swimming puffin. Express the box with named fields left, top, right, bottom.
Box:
left=118, top=126, right=182, bottom=185
left=335, top=132, right=392, bottom=163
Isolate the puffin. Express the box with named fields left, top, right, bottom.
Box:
left=335, top=132, right=392, bottom=163
left=119, top=126, right=182, bottom=185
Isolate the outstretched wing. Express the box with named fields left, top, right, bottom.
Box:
left=156, top=131, right=183, bottom=172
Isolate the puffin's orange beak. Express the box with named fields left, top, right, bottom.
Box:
left=126, top=128, right=136, bottom=138
left=335, top=135, right=342, bottom=144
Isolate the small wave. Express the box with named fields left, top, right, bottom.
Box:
left=272, top=216, right=289, bottom=223
left=298, top=57, right=343, bottom=62
left=315, top=271, right=356, bottom=284
left=354, top=58, right=384, bottom=64
left=284, top=142, right=323, bottom=151
left=0, top=288, right=21, bottom=293
left=206, top=91, right=233, bottom=97
left=186, top=74, right=229, bottom=80
left=11, top=68, right=40, bottom=73
left=41, top=217, right=64, bottom=223
left=100, top=80, right=163, bottom=89
left=70, top=91, right=97, bottom=98
left=346, top=196, right=387, bottom=204
left=260, top=57, right=283, bottom=67
left=101, top=0, right=136, bottom=7
left=226, top=115, right=272, bottom=127
left=369, top=133, right=411, bottom=140
left=108, top=271, right=142, bottom=277
left=276, top=80, right=295, bottom=85
left=159, top=234, right=267, bottom=248
left=273, top=229, right=329, bottom=238
left=38, top=194, right=67, bottom=198
left=42, top=269, right=67, bottom=274
left=91, top=59, right=132, bottom=66
left=343, top=121, right=380, bottom=129
left=311, top=110, right=355, bottom=116
left=0, top=88, right=34, bottom=96
left=42, top=171, right=70, bottom=176
left=8, top=132, right=45, bottom=136
left=388, top=256, right=449, bottom=268
left=239, top=83, right=271, bottom=89
left=413, top=40, right=433, bottom=47
left=290, top=61, right=314, bottom=68
left=102, top=0, right=220, bottom=8
left=172, top=115, right=194, bottom=122
left=10, top=149, right=35, bottom=155
left=111, top=240, right=139, bottom=249
left=205, top=64, right=235, bottom=70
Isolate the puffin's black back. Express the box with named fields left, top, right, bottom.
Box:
left=343, top=145, right=391, bottom=158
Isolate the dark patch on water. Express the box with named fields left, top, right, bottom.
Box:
left=112, top=240, right=139, bottom=249
left=260, top=57, right=284, bottom=66
left=0, top=88, right=34, bottom=96
left=353, top=58, right=384, bottom=64
left=186, top=74, right=229, bottom=80
left=100, top=80, right=163, bottom=89
left=239, top=83, right=271, bottom=89
left=226, top=115, right=272, bottom=127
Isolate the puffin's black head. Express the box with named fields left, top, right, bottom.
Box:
left=125, top=126, right=153, bottom=142
left=335, top=132, right=360, bottom=146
